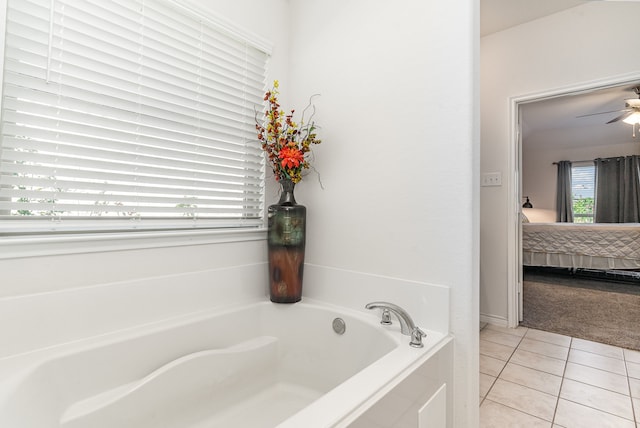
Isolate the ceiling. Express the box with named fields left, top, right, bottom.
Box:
left=480, top=0, right=585, bottom=37
left=481, top=0, right=640, bottom=150
left=519, top=84, right=640, bottom=149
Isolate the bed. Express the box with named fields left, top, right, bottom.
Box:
left=522, top=222, right=640, bottom=270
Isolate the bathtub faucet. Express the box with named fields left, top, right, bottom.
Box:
left=365, top=301, right=426, bottom=348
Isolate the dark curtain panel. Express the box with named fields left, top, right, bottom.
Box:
left=556, top=160, right=573, bottom=222
left=595, top=155, right=640, bottom=223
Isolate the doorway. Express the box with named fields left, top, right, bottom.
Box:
left=507, top=73, right=640, bottom=327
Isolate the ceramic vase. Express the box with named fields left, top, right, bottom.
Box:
left=267, top=179, right=306, bottom=303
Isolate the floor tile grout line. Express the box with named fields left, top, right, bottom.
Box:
left=480, top=336, right=568, bottom=363
left=480, top=328, right=527, bottom=343
left=492, top=376, right=559, bottom=399
left=520, top=339, right=571, bottom=351
left=558, top=396, right=636, bottom=423
left=569, top=345, right=626, bottom=361
left=506, top=360, right=564, bottom=379
left=564, top=358, right=631, bottom=378
left=483, top=323, right=526, bottom=334
left=480, top=328, right=528, bottom=366
left=551, top=337, right=571, bottom=426
left=509, top=345, right=568, bottom=363
left=479, top=339, right=522, bottom=351
left=521, top=334, right=572, bottom=349
left=570, top=347, right=626, bottom=361
left=498, top=330, right=527, bottom=375
left=481, top=330, right=528, bottom=405
left=481, top=397, right=554, bottom=424
left=623, top=350, right=638, bottom=423
left=524, top=328, right=640, bottom=357
left=561, top=370, right=633, bottom=397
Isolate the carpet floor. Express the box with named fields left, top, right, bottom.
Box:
left=521, top=271, right=640, bottom=351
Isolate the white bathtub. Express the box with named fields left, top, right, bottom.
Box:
left=0, top=299, right=449, bottom=428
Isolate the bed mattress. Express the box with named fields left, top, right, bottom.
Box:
left=522, top=222, right=640, bottom=269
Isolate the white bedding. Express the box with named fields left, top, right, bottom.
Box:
left=522, top=222, right=640, bottom=270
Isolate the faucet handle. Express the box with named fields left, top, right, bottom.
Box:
left=410, top=327, right=427, bottom=348
left=380, top=308, right=393, bottom=325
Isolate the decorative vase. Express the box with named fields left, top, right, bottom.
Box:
left=267, top=179, right=306, bottom=303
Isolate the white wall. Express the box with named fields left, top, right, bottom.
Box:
left=288, top=1, right=479, bottom=427
left=480, top=2, right=640, bottom=323
left=523, top=142, right=640, bottom=213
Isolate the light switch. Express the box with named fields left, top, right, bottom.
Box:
left=481, top=172, right=502, bottom=187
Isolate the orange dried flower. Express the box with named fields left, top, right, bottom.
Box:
left=279, top=146, right=304, bottom=169
left=256, top=80, right=322, bottom=183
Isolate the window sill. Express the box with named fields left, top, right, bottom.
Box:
left=0, top=228, right=268, bottom=260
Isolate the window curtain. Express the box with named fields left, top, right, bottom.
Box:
left=556, top=160, right=573, bottom=222
left=595, top=156, right=640, bottom=223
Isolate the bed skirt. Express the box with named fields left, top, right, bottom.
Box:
left=523, top=251, right=640, bottom=270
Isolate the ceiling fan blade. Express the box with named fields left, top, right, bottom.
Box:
left=607, top=111, right=633, bottom=124
left=576, top=108, right=629, bottom=118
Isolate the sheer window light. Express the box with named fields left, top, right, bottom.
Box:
left=0, top=0, right=270, bottom=234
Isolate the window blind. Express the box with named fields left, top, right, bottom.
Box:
left=571, top=162, right=595, bottom=223
left=0, top=0, right=270, bottom=233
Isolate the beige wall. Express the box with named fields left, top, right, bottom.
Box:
left=480, top=1, right=640, bottom=324
left=522, top=142, right=640, bottom=214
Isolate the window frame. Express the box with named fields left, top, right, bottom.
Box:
left=0, top=227, right=267, bottom=259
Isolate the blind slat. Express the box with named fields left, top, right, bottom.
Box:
left=1, top=152, right=263, bottom=187
left=1, top=0, right=269, bottom=230
left=0, top=189, right=262, bottom=208
left=0, top=176, right=262, bottom=200
left=2, top=163, right=263, bottom=193
left=3, top=84, right=262, bottom=144
left=0, top=201, right=263, bottom=216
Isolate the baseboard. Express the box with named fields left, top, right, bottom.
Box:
left=480, top=313, right=508, bottom=328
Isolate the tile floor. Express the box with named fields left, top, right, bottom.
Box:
left=480, top=323, right=640, bottom=428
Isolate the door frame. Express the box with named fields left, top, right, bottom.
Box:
left=506, top=72, right=640, bottom=328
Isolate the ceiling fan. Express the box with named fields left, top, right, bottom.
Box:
left=603, top=86, right=640, bottom=125
left=577, top=86, right=640, bottom=137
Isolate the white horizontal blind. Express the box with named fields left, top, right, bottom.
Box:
left=571, top=162, right=595, bottom=223
left=0, top=0, right=269, bottom=233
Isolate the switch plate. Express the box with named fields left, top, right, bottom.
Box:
left=481, top=172, right=502, bottom=187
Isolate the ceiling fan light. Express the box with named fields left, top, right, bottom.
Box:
left=622, top=112, right=640, bottom=125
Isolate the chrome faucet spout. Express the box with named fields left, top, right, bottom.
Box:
left=365, top=301, right=427, bottom=348
left=365, top=301, right=415, bottom=334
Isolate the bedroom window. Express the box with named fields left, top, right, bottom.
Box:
left=0, top=0, right=270, bottom=235
left=571, top=162, right=595, bottom=223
